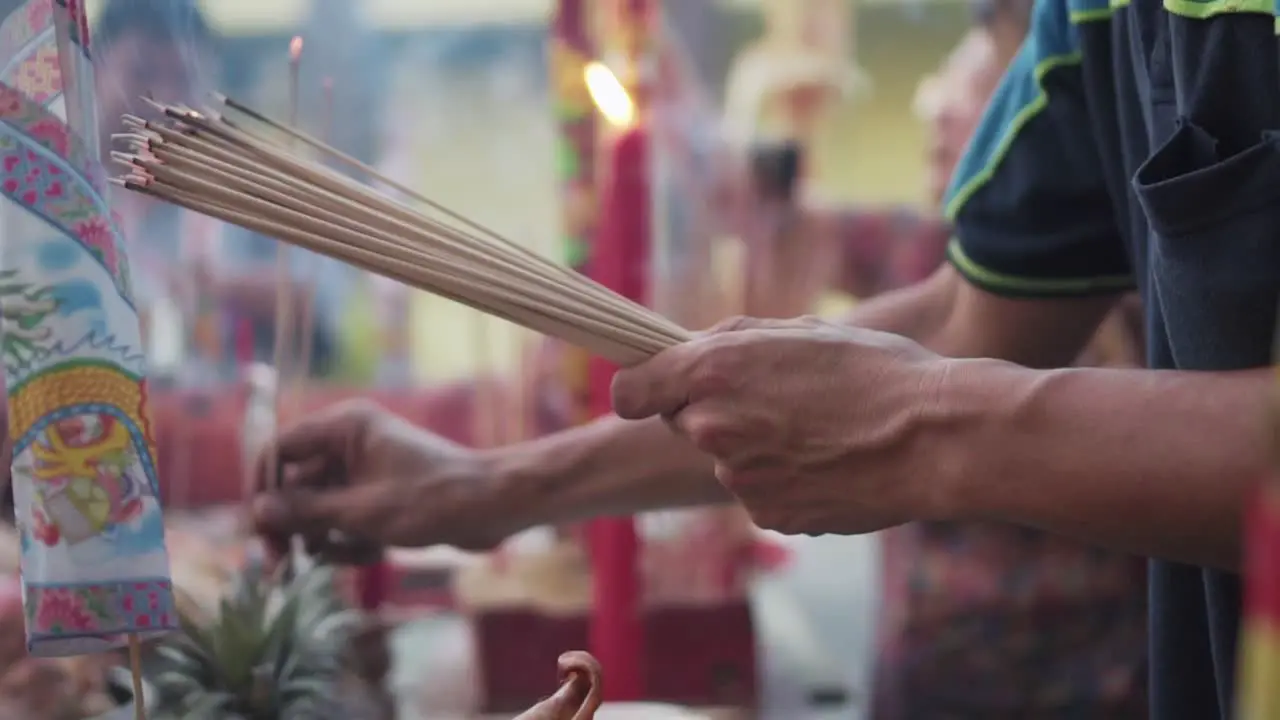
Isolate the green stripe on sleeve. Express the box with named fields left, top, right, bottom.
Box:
left=1164, top=0, right=1272, bottom=19
left=947, top=238, right=1135, bottom=296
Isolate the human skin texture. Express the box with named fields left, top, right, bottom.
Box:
left=513, top=652, right=603, bottom=720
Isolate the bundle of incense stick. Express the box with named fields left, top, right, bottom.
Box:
left=110, top=99, right=690, bottom=366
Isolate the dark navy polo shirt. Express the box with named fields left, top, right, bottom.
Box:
left=944, top=0, right=1280, bottom=717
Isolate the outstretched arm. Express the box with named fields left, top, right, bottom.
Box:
left=944, top=361, right=1266, bottom=571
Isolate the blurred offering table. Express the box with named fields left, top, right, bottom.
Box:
left=458, top=540, right=757, bottom=714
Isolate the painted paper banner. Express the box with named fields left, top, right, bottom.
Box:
left=0, top=0, right=174, bottom=656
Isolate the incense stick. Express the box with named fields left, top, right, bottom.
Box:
left=114, top=174, right=668, bottom=363
left=278, top=35, right=309, bottom=580
left=128, top=634, right=146, bottom=720
left=120, top=111, right=676, bottom=337
left=286, top=54, right=320, bottom=433
left=117, top=148, right=674, bottom=347
left=277, top=35, right=304, bottom=392
left=109, top=102, right=690, bottom=367
left=212, top=92, right=602, bottom=291
left=289, top=75, right=334, bottom=410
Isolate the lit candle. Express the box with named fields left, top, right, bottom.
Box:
left=584, top=0, right=652, bottom=692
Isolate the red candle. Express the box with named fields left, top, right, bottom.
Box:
left=586, top=124, right=649, bottom=701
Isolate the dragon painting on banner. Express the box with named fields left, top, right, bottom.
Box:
left=0, top=0, right=174, bottom=656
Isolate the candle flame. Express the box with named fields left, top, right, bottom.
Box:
left=584, top=61, right=635, bottom=128
left=289, top=36, right=303, bottom=63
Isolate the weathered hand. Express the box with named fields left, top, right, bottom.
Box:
left=611, top=316, right=960, bottom=536
left=251, top=400, right=515, bottom=561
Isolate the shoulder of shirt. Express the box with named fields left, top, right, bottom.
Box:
left=1030, top=0, right=1083, bottom=53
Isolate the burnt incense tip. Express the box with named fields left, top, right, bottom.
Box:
left=213, top=92, right=256, bottom=119
left=110, top=177, right=146, bottom=192
left=108, top=151, right=138, bottom=166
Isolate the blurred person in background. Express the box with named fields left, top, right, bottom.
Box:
left=250, top=1, right=1147, bottom=716
left=94, top=0, right=344, bottom=378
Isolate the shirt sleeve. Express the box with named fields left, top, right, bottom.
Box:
left=943, top=0, right=1134, bottom=298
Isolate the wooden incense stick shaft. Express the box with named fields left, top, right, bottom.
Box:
left=128, top=633, right=146, bottom=720
left=142, top=105, right=644, bottom=322
left=113, top=100, right=693, bottom=369
left=214, top=94, right=551, bottom=265
left=118, top=154, right=683, bottom=351
left=120, top=122, right=676, bottom=338
left=115, top=178, right=665, bottom=365
left=280, top=35, right=308, bottom=574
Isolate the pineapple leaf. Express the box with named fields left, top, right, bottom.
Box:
left=212, top=596, right=254, bottom=694
left=181, top=690, right=237, bottom=720
left=151, top=669, right=204, bottom=695
left=280, top=676, right=331, bottom=700
left=314, top=608, right=362, bottom=645
left=263, top=588, right=303, bottom=676
left=177, top=609, right=218, bottom=661
left=153, top=643, right=202, bottom=673
left=151, top=563, right=358, bottom=720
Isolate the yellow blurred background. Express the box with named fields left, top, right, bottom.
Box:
left=185, top=0, right=966, bottom=204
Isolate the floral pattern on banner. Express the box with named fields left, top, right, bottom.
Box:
left=25, top=579, right=176, bottom=640
left=0, top=81, right=104, bottom=194
left=9, top=42, right=61, bottom=104
left=0, top=93, right=133, bottom=304
left=0, top=1, right=53, bottom=79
